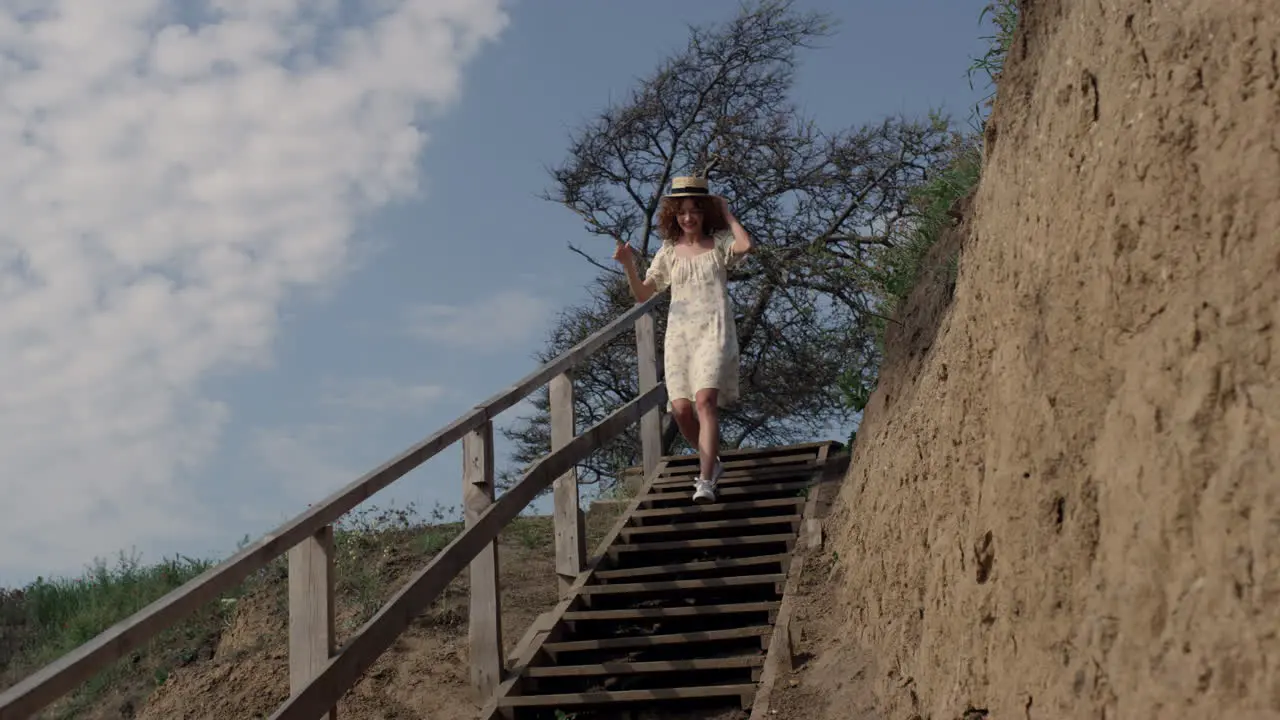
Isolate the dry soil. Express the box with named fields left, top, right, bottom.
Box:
left=771, top=0, right=1279, bottom=718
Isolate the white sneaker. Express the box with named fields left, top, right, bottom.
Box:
left=690, top=457, right=723, bottom=504
left=692, top=477, right=716, bottom=503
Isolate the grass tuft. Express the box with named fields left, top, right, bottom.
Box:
left=1, top=551, right=234, bottom=718
left=869, top=138, right=982, bottom=327
left=967, top=0, right=1021, bottom=121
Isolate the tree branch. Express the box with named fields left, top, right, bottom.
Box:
left=567, top=242, right=623, bottom=275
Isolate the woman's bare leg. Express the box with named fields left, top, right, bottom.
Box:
left=670, top=398, right=701, bottom=453
left=694, top=389, right=720, bottom=481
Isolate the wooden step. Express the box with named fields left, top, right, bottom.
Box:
left=608, top=534, right=795, bottom=554
left=656, top=457, right=821, bottom=479
left=577, top=574, right=785, bottom=596
left=639, top=481, right=811, bottom=506
left=630, top=497, right=804, bottom=520
left=650, top=461, right=823, bottom=488
left=650, top=471, right=808, bottom=491
left=649, top=472, right=817, bottom=494
left=592, top=554, right=791, bottom=581
left=523, top=656, right=764, bottom=678
left=620, top=515, right=801, bottom=537
left=661, top=446, right=822, bottom=468
left=658, top=452, right=817, bottom=478
left=562, top=602, right=779, bottom=621
left=659, top=440, right=833, bottom=465
left=542, top=625, right=772, bottom=654
left=497, top=684, right=757, bottom=708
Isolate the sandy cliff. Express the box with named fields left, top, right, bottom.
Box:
left=783, top=0, right=1279, bottom=717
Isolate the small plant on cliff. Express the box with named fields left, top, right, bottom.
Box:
left=836, top=1, right=1019, bottom=419
left=835, top=133, right=981, bottom=413
left=867, top=0, right=1018, bottom=323
left=968, top=0, right=1020, bottom=123
left=868, top=136, right=981, bottom=318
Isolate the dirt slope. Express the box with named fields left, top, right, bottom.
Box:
left=775, top=0, right=1279, bottom=718
left=117, top=508, right=624, bottom=720
left=132, top=541, right=557, bottom=720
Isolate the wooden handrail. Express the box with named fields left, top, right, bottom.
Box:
left=473, top=293, right=664, bottom=419
left=0, top=291, right=665, bottom=720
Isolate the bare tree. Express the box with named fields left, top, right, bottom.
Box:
left=500, top=0, right=959, bottom=491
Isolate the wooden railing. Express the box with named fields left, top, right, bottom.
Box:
left=0, top=293, right=668, bottom=720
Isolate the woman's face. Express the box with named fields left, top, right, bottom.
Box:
left=677, top=199, right=704, bottom=235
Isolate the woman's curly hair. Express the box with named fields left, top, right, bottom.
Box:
left=656, top=195, right=729, bottom=243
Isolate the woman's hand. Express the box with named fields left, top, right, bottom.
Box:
left=614, top=242, right=654, bottom=302
left=718, top=196, right=753, bottom=255
left=613, top=242, right=637, bottom=266
left=714, top=195, right=735, bottom=220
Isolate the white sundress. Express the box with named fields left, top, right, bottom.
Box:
left=643, top=230, right=744, bottom=410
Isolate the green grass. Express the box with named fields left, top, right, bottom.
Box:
left=329, top=503, right=462, bottom=626
left=836, top=135, right=981, bottom=415
left=11, top=553, right=215, bottom=666
left=0, top=551, right=237, bottom=719
left=504, top=515, right=557, bottom=550
left=870, top=138, right=982, bottom=324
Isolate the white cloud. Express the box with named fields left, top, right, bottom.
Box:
left=406, top=289, right=552, bottom=351
left=252, top=422, right=358, bottom=502
left=319, top=377, right=447, bottom=414
left=0, top=0, right=508, bottom=580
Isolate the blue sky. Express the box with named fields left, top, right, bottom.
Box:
left=0, top=0, right=995, bottom=586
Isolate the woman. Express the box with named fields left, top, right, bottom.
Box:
left=613, top=175, right=753, bottom=503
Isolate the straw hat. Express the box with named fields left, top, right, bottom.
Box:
left=663, top=175, right=711, bottom=198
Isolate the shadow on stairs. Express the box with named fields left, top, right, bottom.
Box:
left=483, top=440, right=849, bottom=720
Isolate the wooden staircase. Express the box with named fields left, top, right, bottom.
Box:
left=0, top=290, right=850, bottom=720
left=487, top=440, right=847, bottom=719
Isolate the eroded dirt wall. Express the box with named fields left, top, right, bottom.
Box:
left=815, top=0, right=1279, bottom=717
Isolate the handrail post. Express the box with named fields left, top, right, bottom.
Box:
left=464, top=420, right=503, bottom=702
left=288, top=526, right=337, bottom=720
left=636, top=311, right=661, bottom=487
left=549, top=372, right=586, bottom=598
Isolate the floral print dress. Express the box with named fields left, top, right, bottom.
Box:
left=643, top=230, right=743, bottom=410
